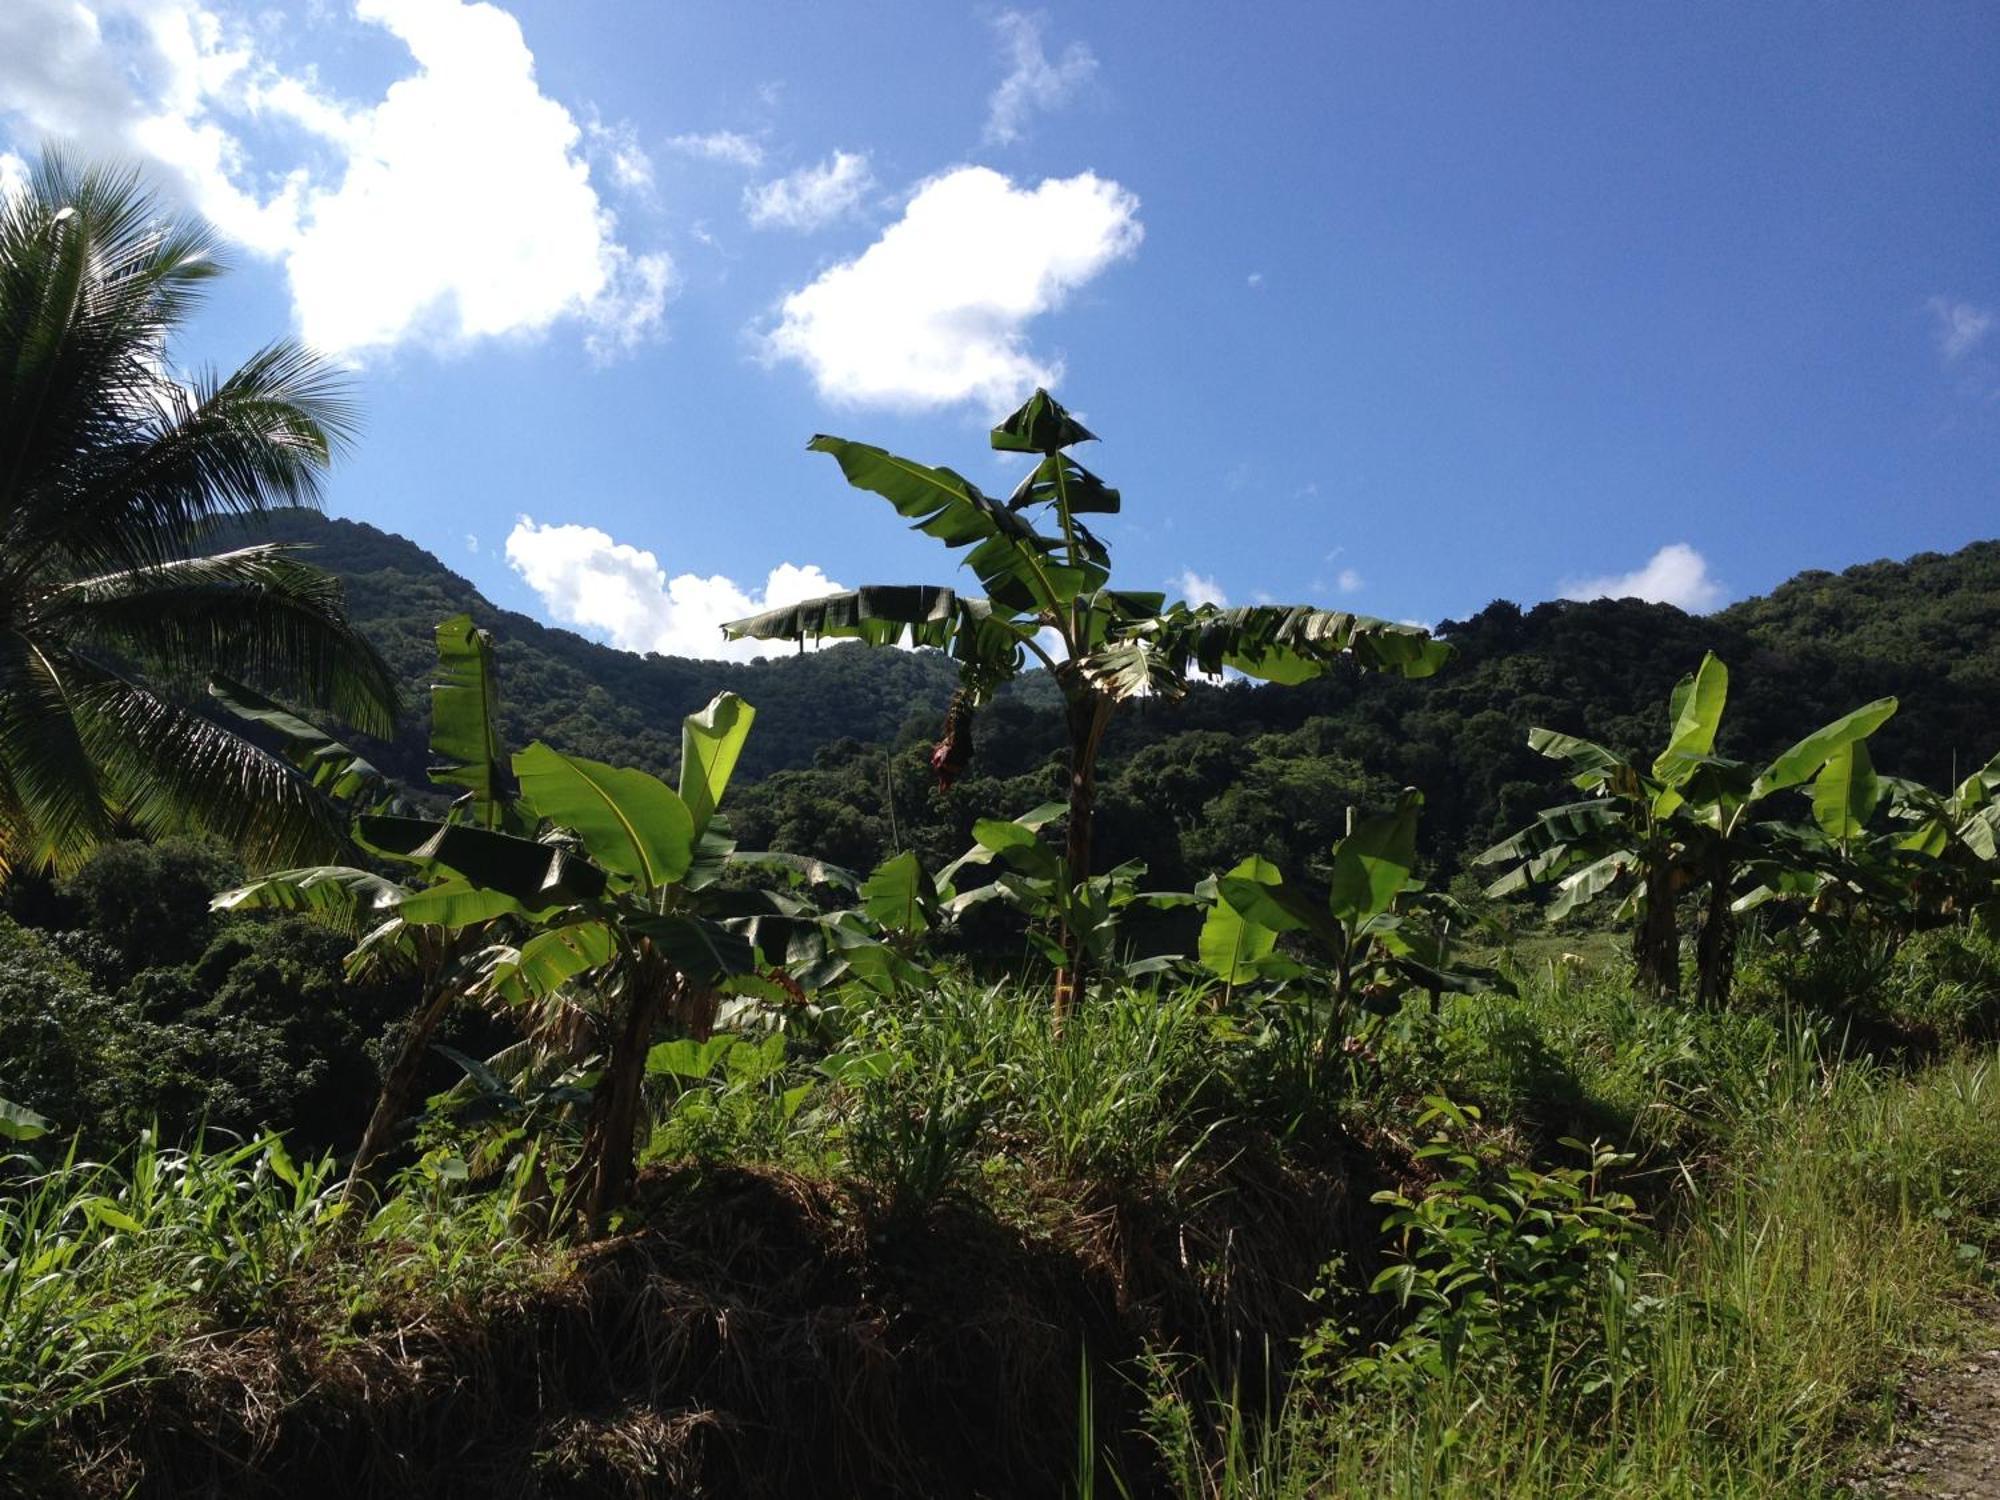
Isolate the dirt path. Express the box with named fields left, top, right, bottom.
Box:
left=1875, top=1342, right=2000, bottom=1497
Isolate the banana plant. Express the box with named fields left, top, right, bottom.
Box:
left=362, top=691, right=769, bottom=1231
left=1477, top=653, right=1896, bottom=1004
left=723, top=389, right=1450, bottom=1012
left=932, top=803, right=1195, bottom=998
left=1735, top=746, right=2000, bottom=950
left=212, top=614, right=522, bottom=1201
left=1198, top=791, right=1510, bottom=1049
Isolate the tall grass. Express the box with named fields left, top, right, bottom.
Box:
left=830, top=978, right=1221, bottom=1194
left=0, top=1132, right=339, bottom=1456
left=0, top=1131, right=552, bottom=1468
left=1130, top=1042, right=2000, bottom=1498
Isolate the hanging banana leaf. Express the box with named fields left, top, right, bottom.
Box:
left=429, top=614, right=514, bottom=825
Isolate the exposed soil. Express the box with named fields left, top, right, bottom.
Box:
left=1872, top=1315, right=2000, bottom=1498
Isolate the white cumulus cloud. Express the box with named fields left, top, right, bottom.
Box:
left=763, top=165, right=1141, bottom=412
left=1172, top=569, right=1228, bottom=608
left=0, top=0, right=669, bottom=361
left=985, top=10, right=1098, bottom=146
left=1561, top=543, right=1725, bottom=613
left=505, top=517, right=844, bottom=662
left=744, top=150, right=873, bottom=232
left=1336, top=567, right=1364, bottom=594
left=0, top=150, right=25, bottom=202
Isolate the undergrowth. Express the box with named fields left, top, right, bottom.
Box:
left=7, top=925, right=2000, bottom=1496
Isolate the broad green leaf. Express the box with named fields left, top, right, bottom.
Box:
left=429, top=615, right=512, bottom=826
left=0, top=1095, right=51, bottom=1141
left=1653, top=653, right=1728, bottom=784
left=1217, top=865, right=1341, bottom=946
left=1199, top=857, right=1283, bottom=984
left=679, top=692, right=755, bottom=838
left=212, top=865, right=403, bottom=929
left=1899, top=816, right=1954, bottom=858
left=1812, top=740, right=1881, bottom=843
left=1548, top=852, right=1634, bottom=921
left=861, top=850, right=936, bottom=935
left=627, top=913, right=758, bottom=984
left=970, top=818, right=1063, bottom=880
left=805, top=436, right=1078, bottom=613
left=1960, top=804, right=2000, bottom=862
left=1474, top=800, right=1624, bottom=866
left=1329, top=792, right=1422, bottom=923
left=514, top=743, right=693, bottom=891
left=1007, top=452, right=1120, bottom=516
left=1077, top=639, right=1188, bottom=704
left=490, top=921, right=614, bottom=1002
left=647, top=1035, right=733, bottom=1081
left=393, top=878, right=522, bottom=929
left=357, top=814, right=607, bottom=907
left=936, top=803, right=1063, bottom=891
left=1951, top=750, right=2000, bottom=820
left=1527, top=729, right=1638, bottom=793
left=1147, top=603, right=1451, bottom=684
left=1751, top=697, right=1898, bottom=801
left=990, top=388, right=1095, bottom=453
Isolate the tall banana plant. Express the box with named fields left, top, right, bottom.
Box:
left=1478, top=652, right=1896, bottom=1004
left=1736, top=747, right=2000, bottom=950
left=724, top=389, right=1450, bottom=1010
left=213, top=614, right=520, bottom=1201
left=361, top=691, right=766, bottom=1231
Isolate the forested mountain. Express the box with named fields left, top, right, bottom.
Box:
left=245, top=511, right=2000, bottom=883
left=234, top=510, right=963, bottom=785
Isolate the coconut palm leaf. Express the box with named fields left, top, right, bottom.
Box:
left=0, top=149, right=395, bottom=876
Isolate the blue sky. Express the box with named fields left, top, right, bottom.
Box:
left=4, top=2, right=1996, bottom=658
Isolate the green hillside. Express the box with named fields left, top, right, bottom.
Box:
left=236, top=509, right=963, bottom=785
left=242, top=510, right=1999, bottom=883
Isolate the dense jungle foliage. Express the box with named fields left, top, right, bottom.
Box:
left=253, top=506, right=2000, bottom=889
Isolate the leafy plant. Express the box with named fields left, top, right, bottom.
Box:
left=212, top=615, right=520, bottom=1201
left=1361, top=1098, right=1647, bottom=1394
left=360, top=688, right=781, bottom=1230
left=641, top=1030, right=816, bottom=1166
left=1197, top=792, right=1511, bottom=1071
left=724, top=389, right=1448, bottom=1010
left=1477, top=652, right=1896, bottom=1004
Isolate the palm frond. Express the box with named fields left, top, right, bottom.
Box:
left=69, top=666, right=350, bottom=871
left=15, top=340, right=357, bottom=578
left=43, top=543, right=399, bottom=732
left=1, top=154, right=226, bottom=558
left=0, top=631, right=106, bottom=873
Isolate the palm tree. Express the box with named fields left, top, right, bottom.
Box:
left=0, top=150, right=397, bottom=877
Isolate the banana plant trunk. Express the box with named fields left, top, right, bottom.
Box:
left=1053, top=685, right=1114, bottom=1016
left=571, top=965, right=672, bottom=1234
left=343, top=976, right=459, bottom=1204
left=1634, top=857, right=1680, bottom=999
left=1695, top=848, right=1737, bottom=1008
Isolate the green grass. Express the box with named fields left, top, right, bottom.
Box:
left=1118, top=1037, right=2000, bottom=1498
